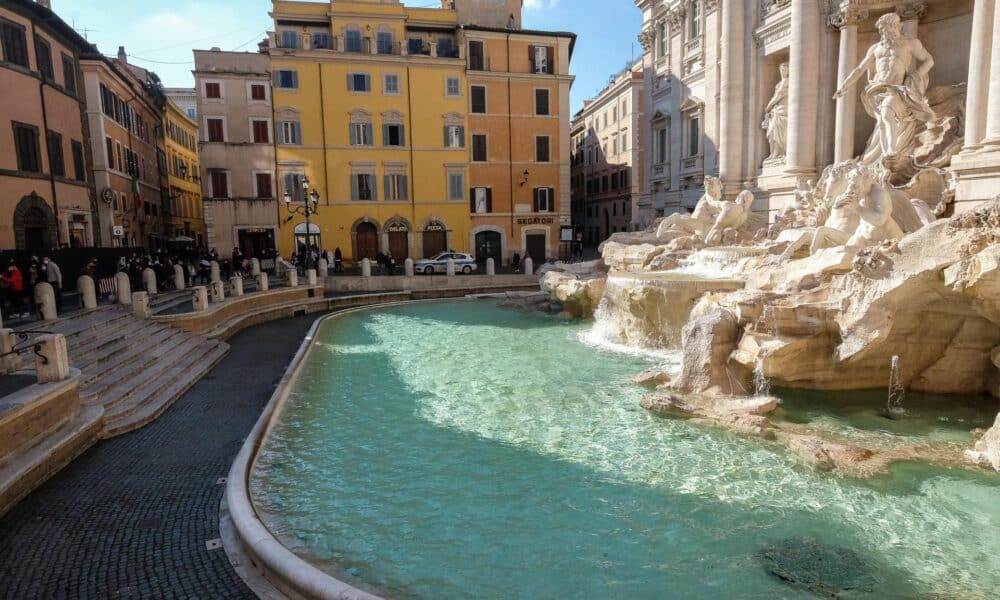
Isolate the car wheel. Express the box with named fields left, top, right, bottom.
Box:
left=424, top=265, right=434, bottom=275
left=462, top=265, right=473, bottom=274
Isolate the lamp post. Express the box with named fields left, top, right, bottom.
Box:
left=284, top=175, right=320, bottom=270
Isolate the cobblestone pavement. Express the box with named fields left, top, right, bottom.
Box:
left=0, top=314, right=319, bottom=599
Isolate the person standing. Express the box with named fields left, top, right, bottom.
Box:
left=42, top=256, right=63, bottom=312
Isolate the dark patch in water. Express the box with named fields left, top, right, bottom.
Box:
left=759, top=537, right=876, bottom=597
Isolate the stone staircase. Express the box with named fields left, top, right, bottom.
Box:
left=17, top=305, right=229, bottom=438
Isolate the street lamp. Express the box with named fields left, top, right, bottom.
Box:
left=179, top=163, right=188, bottom=179
left=284, top=175, right=320, bottom=269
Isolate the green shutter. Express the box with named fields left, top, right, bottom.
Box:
left=382, top=125, right=389, bottom=146
left=347, top=73, right=354, bottom=91
left=350, top=174, right=358, bottom=200
left=401, top=175, right=408, bottom=200
left=371, top=175, right=377, bottom=201
left=458, top=126, right=465, bottom=148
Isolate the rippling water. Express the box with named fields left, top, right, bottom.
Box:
left=251, top=300, right=1000, bottom=599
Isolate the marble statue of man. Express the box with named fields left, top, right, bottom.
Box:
left=833, top=12, right=935, bottom=165
left=761, top=62, right=789, bottom=162
left=655, top=176, right=725, bottom=241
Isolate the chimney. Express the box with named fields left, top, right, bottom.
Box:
left=117, top=46, right=127, bottom=64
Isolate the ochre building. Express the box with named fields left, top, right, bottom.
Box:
left=164, top=97, right=204, bottom=245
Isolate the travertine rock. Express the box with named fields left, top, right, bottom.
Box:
left=668, top=299, right=749, bottom=396
left=965, top=412, right=1000, bottom=471
left=540, top=270, right=606, bottom=318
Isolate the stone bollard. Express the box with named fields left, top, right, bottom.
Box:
left=256, top=272, right=269, bottom=292
left=404, top=258, right=414, bottom=277
left=142, top=268, right=157, bottom=294
left=0, top=329, right=18, bottom=374
left=524, top=257, right=534, bottom=276
left=250, top=258, right=261, bottom=276
left=210, top=261, right=221, bottom=283
left=210, top=280, right=225, bottom=303
left=115, top=272, right=131, bottom=305
left=77, top=275, right=97, bottom=309
left=446, top=258, right=456, bottom=277
left=34, top=282, right=57, bottom=320
left=486, top=257, right=495, bottom=276
left=361, top=258, right=371, bottom=277
left=131, top=292, right=151, bottom=319
left=35, top=334, right=70, bottom=383
left=230, top=276, right=244, bottom=297
left=287, top=270, right=299, bottom=287
left=306, top=268, right=317, bottom=286
left=317, top=258, right=328, bottom=277
left=192, top=286, right=209, bottom=312
left=173, top=264, right=186, bottom=290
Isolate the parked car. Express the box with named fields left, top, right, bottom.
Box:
left=414, top=252, right=478, bottom=274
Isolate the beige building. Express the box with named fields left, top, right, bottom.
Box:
left=164, top=87, right=198, bottom=120
left=194, top=49, right=279, bottom=257
left=571, top=61, right=644, bottom=244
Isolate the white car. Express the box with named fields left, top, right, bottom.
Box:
left=414, top=252, right=478, bottom=274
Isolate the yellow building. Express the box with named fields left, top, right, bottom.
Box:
left=270, top=0, right=470, bottom=262
left=163, top=97, right=204, bottom=245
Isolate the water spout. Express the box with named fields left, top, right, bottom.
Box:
left=754, top=355, right=770, bottom=397
left=880, top=355, right=906, bottom=419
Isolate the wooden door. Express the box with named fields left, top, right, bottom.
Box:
left=387, top=231, right=408, bottom=260
left=526, top=233, right=546, bottom=265
left=475, top=231, right=501, bottom=265
left=422, top=230, right=446, bottom=258
left=356, top=223, right=378, bottom=261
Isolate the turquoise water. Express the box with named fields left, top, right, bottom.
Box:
left=251, top=300, right=1000, bottom=599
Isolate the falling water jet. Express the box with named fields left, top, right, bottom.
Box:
left=878, top=355, right=906, bottom=420
left=754, top=355, right=771, bottom=398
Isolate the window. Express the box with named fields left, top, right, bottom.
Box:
left=470, top=85, right=486, bottom=113
left=12, top=122, right=41, bottom=173
left=250, top=83, right=267, bottom=101
left=279, top=121, right=301, bottom=145
left=444, top=125, right=465, bottom=148
left=687, top=114, right=700, bottom=157
left=35, top=37, right=53, bottom=80
left=279, top=30, right=298, bottom=49
left=210, top=171, right=229, bottom=198
left=530, top=45, right=553, bottom=74
left=468, top=40, right=484, bottom=70
left=255, top=173, right=273, bottom=199
left=622, top=129, right=629, bottom=152
left=0, top=19, right=28, bottom=68
left=437, top=36, right=455, bottom=57
left=535, top=136, right=550, bottom=162
left=471, top=187, right=492, bottom=214
left=347, top=72, right=370, bottom=92
left=533, top=187, right=554, bottom=212
left=186, top=108, right=197, bottom=119
left=312, top=32, right=332, bottom=49
left=206, top=118, right=224, bottom=142
left=345, top=29, right=362, bottom=53
left=689, top=1, right=702, bottom=39
left=384, top=174, right=408, bottom=200
left=351, top=173, right=375, bottom=201
left=612, top=137, right=618, bottom=156
left=472, top=134, right=487, bottom=162
left=654, top=126, right=667, bottom=164
left=448, top=173, right=465, bottom=201
left=376, top=31, right=393, bottom=54
left=350, top=122, right=374, bottom=146
left=383, top=123, right=405, bottom=146
left=205, top=82, right=221, bottom=99
left=408, top=38, right=425, bottom=55
left=105, top=136, right=114, bottom=170
left=252, top=119, right=270, bottom=144
left=383, top=73, right=400, bottom=95
left=446, top=77, right=460, bottom=97
left=46, top=130, right=64, bottom=177
left=71, top=140, right=85, bottom=181
left=535, top=89, right=549, bottom=116
left=282, top=173, right=304, bottom=201
left=274, top=69, right=298, bottom=89
left=61, top=54, right=76, bottom=94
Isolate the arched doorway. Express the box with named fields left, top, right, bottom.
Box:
left=13, top=193, right=56, bottom=252
left=293, top=223, right=321, bottom=259
left=356, top=222, right=378, bottom=260
left=422, top=220, right=447, bottom=257
left=475, top=230, right=501, bottom=265
left=385, top=219, right=409, bottom=260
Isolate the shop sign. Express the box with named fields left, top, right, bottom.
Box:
left=515, top=217, right=555, bottom=225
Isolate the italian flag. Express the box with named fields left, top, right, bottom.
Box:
left=132, top=177, right=141, bottom=210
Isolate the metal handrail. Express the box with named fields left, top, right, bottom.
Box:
left=1, top=330, right=53, bottom=365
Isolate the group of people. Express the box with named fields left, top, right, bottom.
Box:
left=0, top=256, right=63, bottom=319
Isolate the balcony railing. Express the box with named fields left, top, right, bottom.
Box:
left=270, top=32, right=461, bottom=59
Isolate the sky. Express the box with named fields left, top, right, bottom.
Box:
left=51, top=0, right=642, bottom=114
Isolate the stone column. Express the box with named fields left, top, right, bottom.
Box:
left=142, top=268, right=157, bottom=294
left=131, top=292, right=151, bottom=319
left=191, top=286, right=209, bottom=312
left=486, top=257, right=495, bottom=276
left=404, top=258, right=414, bottom=277
left=256, top=272, right=269, bottom=292
left=0, top=329, right=18, bottom=374
left=316, top=258, right=328, bottom=277
left=34, top=282, right=57, bottom=320
left=306, top=269, right=317, bottom=286
left=210, top=261, right=220, bottom=283
left=786, top=0, right=821, bottom=175
left=361, top=258, right=371, bottom=277
left=173, top=264, right=185, bottom=290
left=230, top=276, right=244, bottom=297
left=719, top=0, right=746, bottom=193
left=210, top=280, right=225, bottom=303
left=287, top=270, right=299, bottom=287
left=523, top=257, right=534, bottom=276
left=831, top=9, right=865, bottom=163
left=899, top=2, right=926, bottom=38
left=963, top=0, right=996, bottom=150
left=35, top=334, right=70, bottom=383
left=114, top=272, right=131, bottom=305
left=446, top=258, right=456, bottom=277
left=250, top=258, right=261, bottom=276
left=77, top=275, right=97, bottom=309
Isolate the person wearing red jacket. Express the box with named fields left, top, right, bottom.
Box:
left=0, top=261, right=25, bottom=318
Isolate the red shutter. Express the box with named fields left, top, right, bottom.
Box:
left=546, top=47, right=554, bottom=74
left=256, top=173, right=272, bottom=198
left=208, top=119, right=224, bottom=142
left=253, top=120, right=269, bottom=144
left=251, top=84, right=266, bottom=101
left=528, top=45, right=536, bottom=73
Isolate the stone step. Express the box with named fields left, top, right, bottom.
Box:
left=0, top=403, right=103, bottom=517
left=78, top=327, right=185, bottom=386
left=85, top=334, right=206, bottom=407
left=66, top=318, right=162, bottom=365
left=150, top=295, right=191, bottom=314
left=101, top=341, right=229, bottom=438
left=35, top=306, right=129, bottom=339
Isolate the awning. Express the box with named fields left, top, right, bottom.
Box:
left=169, top=236, right=195, bottom=243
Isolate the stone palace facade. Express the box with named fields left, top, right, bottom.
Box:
left=634, top=0, right=997, bottom=225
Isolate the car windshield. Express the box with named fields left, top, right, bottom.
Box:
left=432, top=253, right=450, bottom=260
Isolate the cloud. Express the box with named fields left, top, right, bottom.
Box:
left=523, top=0, right=559, bottom=10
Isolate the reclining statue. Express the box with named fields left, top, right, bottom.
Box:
left=705, top=190, right=755, bottom=245
left=656, top=175, right=725, bottom=242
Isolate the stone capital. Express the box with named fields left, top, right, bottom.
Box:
left=703, top=0, right=718, bottom=14
left=897, top=1, right=927, bottom=21
left=667, top=6, right=686, bottom=30
left=637, top=28, right=655, bottom=52
left=828, top=7, right=869, bottom=29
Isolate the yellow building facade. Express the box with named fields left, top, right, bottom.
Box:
left=270, top=0, right=470, bottom=262
left=164, top=97, right=204, bottom=244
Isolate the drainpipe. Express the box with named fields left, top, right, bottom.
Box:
left=406, top=64, right=416, bottom=256
left=318, top=63, right=330, bottom=253
left=506, top=31, right=514, bottom=263
left=32, top=22, right=60, bottom=249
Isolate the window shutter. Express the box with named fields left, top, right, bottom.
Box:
left=548, top=187, right=555, bottom=211
left=364, top=74, right=371, bottom=91
left=291, top=70, right=298, bottom=88
left=383, top=125, right=389, bottom=146
left=528, top=45, right=536, bottom=73
left=469, top=188, right=475, bottom=213
left=458, top=126, right=465, bottom=148
left=532, top=188, right=539, bottom=213
left=273, top=71, right=279, bottom=87
left=351, top=174, right=358, bottom=200
left=401, top=176, right=408, bottom=200
left=293, top=122, right=302, bottom=144
left=365, top=123, right=373, bottom=145
left=444, top=126, right=449, bottom=147
left=347, top=73, right=354, bottom=91
left=371, top=175, right=378, bottom=201
left=486, top=187, right=493, bottom=212
left=384, top=175, right=392, bottom=199
left=546, top=47, right=554, bottom=73
left=399, top=125, right=405, bottom=146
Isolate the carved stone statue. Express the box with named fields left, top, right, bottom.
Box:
left=762, top=62, right=788, bottom=163
left=705, top=190, right=755, bottom=245
left=656, top=176, right=724, bottom=242
left=834, top=12, right=935, bottom=166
